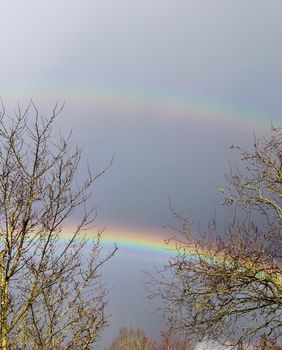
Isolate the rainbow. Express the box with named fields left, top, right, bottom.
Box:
left=60, top=225, right=282, bottom=287
left=59, top=225, right=176, bottom=260
left=72, top=86, right=271, bottom=127
left=2, top=84, right=274, bottom=129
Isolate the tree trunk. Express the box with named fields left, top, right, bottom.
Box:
left=0, top=276, right=8, bottom=350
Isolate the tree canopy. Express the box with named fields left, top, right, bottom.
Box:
left=150, top=127, right=282, bottom=349
left=0, top=102, right=116, bottom=350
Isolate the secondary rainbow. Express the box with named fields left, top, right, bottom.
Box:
left=2, top=84, right=273, bottom=129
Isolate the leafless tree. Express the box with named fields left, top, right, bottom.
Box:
left=224, top=126, right=282, bottom=220
left=149, top=127, right=282, bottom=349
left=104, top=327, right=158, bottom=350
left=104, top=327, right=194, bottom=350
left=156, top=329, right=194, bottom=350
left=0, top=101, right=116, bottom=350
left=251, top=338, right=282, bottom=349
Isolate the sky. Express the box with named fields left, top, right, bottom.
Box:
left=0, top=1, right=282, bottom=348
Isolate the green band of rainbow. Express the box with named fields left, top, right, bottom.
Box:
left=60, top=226, right=282, bottom=287
left=0, top=84, right=273, bottom=128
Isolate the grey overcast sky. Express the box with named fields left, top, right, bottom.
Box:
left=0, top=1, right=282, bottom=348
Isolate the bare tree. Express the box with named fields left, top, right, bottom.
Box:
left=0, top=101, right=116, bottom=350
left=149, top=127, right=282, bottom=349
left=104, top=327, right=194, bottom=350
left=104, top=327, right=158, bottom=350
left=156, top=329, right=194, bottom=350
left=252, top=341, right=282, bottom=350
left=224, top=126, right=282, bottom=220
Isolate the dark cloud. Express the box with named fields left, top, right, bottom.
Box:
left=0, top=1, right=281, bottom=348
